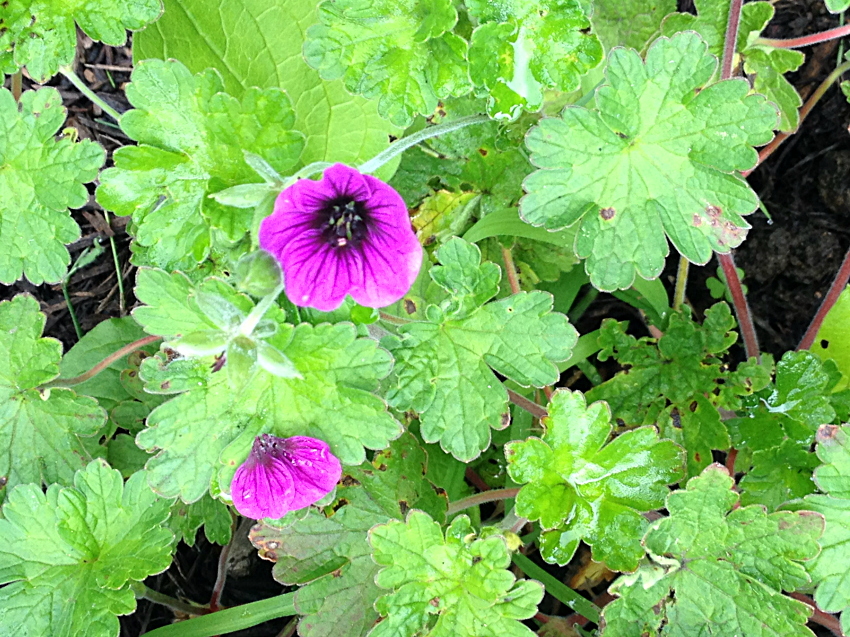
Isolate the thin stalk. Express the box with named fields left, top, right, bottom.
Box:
left=378, top=311, right=411, bottom=325
left=718, top=253, right=760, bottom=361
left=62, top=283, right=83, bottom=340
left=11, top=70, right=22, bottom=101
left=798, top=244, right=850, bottom=351
left=568, top=286, right=599, bottom=323
left=141, top=592, right=297, bottom=637
left=744, top=59, right=850, bottom=177
left=358, top=114, right=491, bottom=174
left=240, top=281, right=285, bottom=336
left=757, top=22, right=850, bottom=49
left=447, top=487, right=520, bottom=516
left=130, top=581, right=211, bottom=617
left=507, top=388, right=548, bottom=420
left=673, top=256, right=690, bottom=310
left=103, top=209, right=125, bottom=315
left=41, top=335, right=161, bottom=389
left=721, top=0, right=744, bottom=79
left=501, top=245, right=521, bottom=295
left=512, top=553, right=601, bottom=624
left=58, top=66, right=122, bottom=122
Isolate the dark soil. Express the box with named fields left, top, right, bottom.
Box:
left=1, top=0, right=848, bottom=634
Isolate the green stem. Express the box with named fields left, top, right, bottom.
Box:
left=58, top=66, right=122, bottom=122
left=447, top=487, right=520, bottom=516
left=512, top=553, right=601, bottom=624
left=62, top=282, right=83, bottom=341
left=130, top=581, right=211, bottom=617
left=103, top=209, right=125, bottom=315
left=378, top=310, right=411, bottom=325
left=11, top=70, right=22, bottom=101
left=358, top=114, right=491, bottom=174
left=141, top=591, right=297, bottom=637
left=41, top=335, right=162, bottom=389
left=281, top=161, right=335, bottom=187
left=240, top=281, right=285, bottom=336
left=673, top=256, right=690, bottom=310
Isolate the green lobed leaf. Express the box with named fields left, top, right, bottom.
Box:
left=369, top=510, right=543, bottom=637
left=521, top=32, right=778, bottom=291
left=506, top=389, right=684, bottom=571
left=132, top=274, right=400, bottom=501
left=0, top=460, right=174, bottom=637
left=661, top=0, right=804, bottom=131
left=0, top=0, right=161, bottom=81
left=601, top=464, right=823, bottom=637
left=590, top=0, right=676, bottom=52
left=249, top=433, right=446, bottom=637
left=134, top=0, right=402, bottom=174
left=168, top=493, right=233, bottom=547
left=384, top=238, right=577, bottom=461
left=0, top=87, right=104, bottom=285
left=812, top=285, right=850, bottom=388
left=0, top=295, right=106, bottom=500
left=96, top=59, right=304, bottom=271
left=466, top=0, right=603, bottom=119
left=785, top=425, right=850, bottom=634
left=303, top=0, right=471, bottom=127
left=589, top=303, right=769, bottom=478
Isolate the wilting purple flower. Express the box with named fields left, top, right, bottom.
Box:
left=230, top=434, right=342, bottom=520
left=258, top=163, right=422, bottom=311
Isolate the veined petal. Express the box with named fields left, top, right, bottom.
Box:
left=231, top=454, right=295, bottom=520
left=278, top=436, right=342, bottom=511
left=321, top=163, right=372, bottom=202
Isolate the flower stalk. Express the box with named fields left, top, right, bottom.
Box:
left=757, top=23, right=850, bottom=49
left=59, top=66, right=122, bottom=122
left=797, top=245, right=850, bottom=351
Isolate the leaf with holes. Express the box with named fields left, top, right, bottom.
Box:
left=466, top=0, right=603, bottom=118
left=0, top=296, right=106, bottom=500
left=249, top=433, right=446, bottom=637
left=384, top=238, right=577, bottom=462
left=521, top=32, right=777, bottom=291
left=369, top=510, right=543, bottom=637
left=506, top=389, right=684, bottom=571
left=0, top=87, right=104, bottom=285
left=0, top=461, right=173, bottom=637
left=0, top=0, right=161, bottom=81
left=601, top=465, right=823, bottom=637
left=303, top=0, right=471, bottom=127
left=96, top=59, right=304, bottom=271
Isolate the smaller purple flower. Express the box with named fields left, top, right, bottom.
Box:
left=259, top=163, right=422, bottom=311
left=230, top=434, right=342, bottom=520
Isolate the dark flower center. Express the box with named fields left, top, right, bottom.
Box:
left=320, top=198, right=369, bottom=248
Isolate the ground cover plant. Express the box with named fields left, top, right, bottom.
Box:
left=1, top=0, right=850, bottom=635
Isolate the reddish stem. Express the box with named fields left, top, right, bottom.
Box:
left=789, top=592, right=843, bottom=636
left=798, top=245, right=850, bottom=351
left=744, top=59, right=850, bottom=178
left=721, top=0, right=744, bottom=79
left=465, top=467, right=491, bottom=492
left=507, top=388, right=548, bottom=420
left=501, top=246, right=521, bottom=295
left=718, top=253, right=760, bottom=362
left=726, top=447, right=738, bottom=476
left=758, top=23, right=850, bottom=49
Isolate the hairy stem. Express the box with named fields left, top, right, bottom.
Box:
left=501, top=245, right=521, bottom=295
left=59, top=66, right=122, bottom=122
left=744, top=59, right=850, bottom=177
left=11, top=70, right=22, bottom=101
left=718, top=253, right=760, bottom=361
left=798, top=245, right=850, bottom=351
left=673, top=256, right=690, bottom=311
left=721, top=0, right=744, bottom=79
left=507, top=388, right=548, bottom=420
left=209, top=515, right=238, bottom=613
left=130, top=581, right=211, bottom=617
left=41, top=335, right=162, bottom=389
left=240, top=281, right=285, bottom=336
left=757, top=22, right=850, bottom=49
left=378, top=310, right=411, bottom=325
left=358, top=114, right=491, bottom=174
left=447, top=487, right=521, bottom=515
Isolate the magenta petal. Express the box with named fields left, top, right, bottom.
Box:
left=321, top=163, right=372, bottom=202
left=231, top=455, right=295, bottom=520
left=278, top=436, right=343, bottom=511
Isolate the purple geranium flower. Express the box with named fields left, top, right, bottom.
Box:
left=258, top=163, right=422, bottom=311
left=230, top=434, right=342, bottom=520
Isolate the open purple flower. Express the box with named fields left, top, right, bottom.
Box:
left=258, top=163, right=422, bottom=311
left=230, top=434, right=342, bottom=520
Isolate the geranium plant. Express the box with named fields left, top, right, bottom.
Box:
left=1, top=0, right=850, bottom=635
